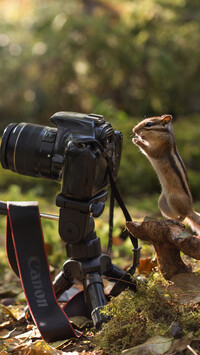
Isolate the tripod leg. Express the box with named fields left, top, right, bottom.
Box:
left=84, top=272, right=110, bottom=329
left=53, top=271, right=74, bottom=298
left=103, top=263, right=137, bottom=297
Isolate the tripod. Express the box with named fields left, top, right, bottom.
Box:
left=0, top=191, right=137, bottom=332
left=0, top=112, right=140, bottom=340
left=53, top=190, right=135, bottom=328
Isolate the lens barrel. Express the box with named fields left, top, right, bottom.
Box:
left=0, top=112, right=122, bottom=192
left=0, top=123, right=58, bottom=179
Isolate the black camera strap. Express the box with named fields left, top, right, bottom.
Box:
left=108, top=165, right=137, bottom=248
left=106, top=164, right=141, bottom=296
left=6, top=201, right=82, bottom=342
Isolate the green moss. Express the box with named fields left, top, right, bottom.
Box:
left=94, top=275, right=200, bottom=354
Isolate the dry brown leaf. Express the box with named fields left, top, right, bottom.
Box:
left=0, top=304, right=25, bottom=321
left=169, top=333, right=193, bottom=353
left=138, top=257, right=157, bottom=275
left=168, top=273, right=200, bottom=304
left=18, top=339, right=67, bottom=354
left=0, top=337, right=23, bottom=352
left=0, top=320, right=11, bottom=329
left=0, top=328, right=16, bottom=339
left=15, top=327, right=41, bottom=340
left=112, top=236, right=124, bottom=246
left=122, top=335, right=173, bottom=355
left=0, top=284, right=21, bottom=298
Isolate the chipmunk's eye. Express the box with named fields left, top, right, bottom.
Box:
left=145, top=121, right=153, bottom=127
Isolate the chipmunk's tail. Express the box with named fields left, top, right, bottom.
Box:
left=185, top=211, right=200, bottom=235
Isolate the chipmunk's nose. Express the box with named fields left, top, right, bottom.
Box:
left=133, top=126, right=139, bottom=134
left=133, top=127, right=141, bottom=136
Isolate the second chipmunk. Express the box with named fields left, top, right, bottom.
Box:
left=132, top=114, right=200, bottom=235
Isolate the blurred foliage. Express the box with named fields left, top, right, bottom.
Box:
left=1, top=0, right=200, bottom=131
left=0, top=0, right=200, bottom=203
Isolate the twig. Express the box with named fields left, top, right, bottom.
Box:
left=187, top=344, right=198, bottom=355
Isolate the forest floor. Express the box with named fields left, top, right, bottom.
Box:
left=1, top=255, right=200, bottom=354
left=1, top=201, right=200, bottom=354
left=0, top=267, right=101, bottom=354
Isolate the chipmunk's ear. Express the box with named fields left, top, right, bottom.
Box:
left=161, top=114, right=172, bottom=125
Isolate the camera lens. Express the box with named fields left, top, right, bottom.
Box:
left=0, top=122, right=58, bottom=179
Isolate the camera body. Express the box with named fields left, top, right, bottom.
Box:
left=1, top=112, right=122, bottom=200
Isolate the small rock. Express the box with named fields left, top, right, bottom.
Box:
left=0, top=298, right=16, bottom=306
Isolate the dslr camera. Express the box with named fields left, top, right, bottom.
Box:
left=1, top=111, right=122, bottom=200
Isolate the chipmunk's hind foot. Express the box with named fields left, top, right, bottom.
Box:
left=185, top=211, right=200, bottom=235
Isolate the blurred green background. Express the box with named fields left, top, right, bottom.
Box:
left=0, top=0, right=200, bottom=269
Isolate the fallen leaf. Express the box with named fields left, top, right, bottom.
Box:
left=169, top=332, right=193, bottom=353
left=15, top=327, right=41, bottom=340
left=113, top=236, right=124, bottom=246
left=0, top=337, right=22, bottom=352
left=169, top=273, right=200, bottom=304
left=49, top=339, right=72, bottom=349
left=0, top=328, right=16, bottom=339
left=0, top=320, right=11, bottom=329
left=0, top=285, right=21, bottom=298
left=122, top=335, right=172, bottom=354
left=70, top=316, right=92, bottom=329
left=16, top=290, right=26, bottom=302
left=0, top=304, right=25, bottom=321
left=138, top=257, right=157, bottom=275
left=19, top=339, right=66, bottom=354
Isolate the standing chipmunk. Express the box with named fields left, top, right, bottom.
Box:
left=132, top=114, right=200, bottom=235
